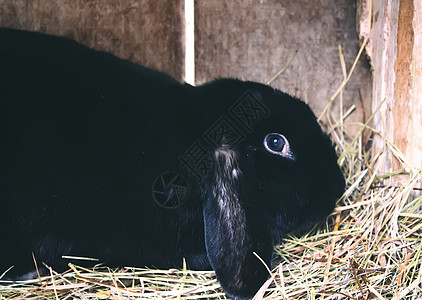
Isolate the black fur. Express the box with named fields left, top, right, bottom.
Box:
left=0, top=28, right=345, bottom=299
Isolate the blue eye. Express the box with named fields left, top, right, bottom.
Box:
left=263, top=133, right=295, bottom=160
left=266, top=135, right=284, bottom=152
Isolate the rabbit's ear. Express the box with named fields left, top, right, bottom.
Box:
left=203, top=145, right=273, bottom=299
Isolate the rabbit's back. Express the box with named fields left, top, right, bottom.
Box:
left=0, top=28, right=211, bottom=276
left=0, top=29, right=345, bottom=300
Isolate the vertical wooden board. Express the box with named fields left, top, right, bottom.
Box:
left=0, top=0, right=185, bottom=79
left=194, top=0, right=372, bottom=136
left=358, top=0, right=422, bottom=175
left=358, top=0, right=398, bottom=174
left=412, top=1, right=422, bottom=171
left=393, top=0, right=415, bottom=170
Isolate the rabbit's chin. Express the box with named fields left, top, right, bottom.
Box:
left=270, top=207, right=334, bottom=243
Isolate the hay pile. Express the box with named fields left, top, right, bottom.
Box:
left=1, top=45, right=421, bottom=300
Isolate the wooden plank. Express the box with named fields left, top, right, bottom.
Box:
left=0, top=0, right=185, bottom=79
left=194, top=0, right=372, bottom=137
left=394, top=0, right=415, bottom=171
left=358, top=0, right=422, bottom=175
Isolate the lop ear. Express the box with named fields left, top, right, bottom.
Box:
left=203, top=146, right=273, bottom=300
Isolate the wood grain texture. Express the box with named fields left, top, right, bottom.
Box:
left=0, top=0, right=373, bottom=140
left=393, top=0, right=414, bottom=170
left=194, top=0, right=372, bottom=136
left=0, top=0, right=185, bottom=79
left=358, top=0, right=422, bottom=175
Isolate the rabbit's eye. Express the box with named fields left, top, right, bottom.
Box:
left=267, top=135, right=284, bottom=151
left=263, top=133, right=295, bottom=160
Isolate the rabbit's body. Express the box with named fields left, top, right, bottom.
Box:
left=0, top=28, right=345, bottom=299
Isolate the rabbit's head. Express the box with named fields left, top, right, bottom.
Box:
left=198, top=80, right=345, bottom=299
left=237, top=88, right=345, bottom=238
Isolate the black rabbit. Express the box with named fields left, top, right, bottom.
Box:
left=0, top=28, right=345, bottom=299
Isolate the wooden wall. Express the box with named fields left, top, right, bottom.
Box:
left=0, top=0, right=185, bottom=78
left=195, top=0, right=372, bottom=137
left=358, top=0, right=422, bottom=175
left=0, top=0, right=371, bottom=138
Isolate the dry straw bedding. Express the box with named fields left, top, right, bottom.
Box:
left=1, top=41, right=421, bottom=300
